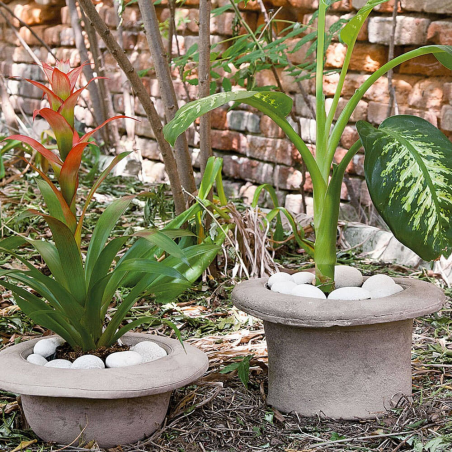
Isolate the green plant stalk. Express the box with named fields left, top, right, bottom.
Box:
left=315, top=1, right=328, bottom=181
left=314, top=139, right=362, bottom=288
left=327, top=46, right=446, bottom=163
left=324, top=42, right=355, bottom=136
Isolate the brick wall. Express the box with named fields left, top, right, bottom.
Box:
left=1, top=0, right=452, bottom=218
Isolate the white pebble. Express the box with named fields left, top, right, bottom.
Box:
left=370, top=284, right=404, bottom=299
left=328, top=287, right=372, bottom=300
left=362, top=274, right=396, bottom=292
left=27, top=354, right=48, bottom=366
left=290, top=284, right=327, bottom=299
left=267, top=272, right=293, bottom=288
left=33, top=338, right=57, bottom=358
left=47, top=336, right=65, bottom=347
left=44, top=359, right=72, bottom=368
left=106, top=351, right=143, bottom=368
left=271, top=281, right=297, bottom=294
left=334, top=266, right=363, bottom=289
left=291, top=272, right=315, bottom=285
left=71, top=355, right=105, bottom=369
left=131, top=341, right=167, bottom=363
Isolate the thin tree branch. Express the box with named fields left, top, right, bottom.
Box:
left=137, top=0, right=196, bottom=195
left=198, top=0, right=213, bottom=174
left=78, top=0, right=186, bottom=214
left=66, top=0, right=106, bottom=133
left=387, top=0, right=399, bottom=117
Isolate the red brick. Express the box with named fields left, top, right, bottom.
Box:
left=210, top=130, right=244, bottom=152
left=400, top=51, right=452, bottom=77
left=427, top=20, right=452, bottom=46
left=260, top=115, right=285, bottom=138
left=19, top=25, right=46, bottom=46
left=350, top=43, right=388, bottom=72
left=408, top=78, right=450, bottom=110
left=12, top=2, right=61, bottom=26
left=326, top=98, right=368, bottom=123
left=340, top=125, right=360, bottom=149
left=367, top=101, right=438, bottom=127
left=246, top=136, right=297, bottom=166
left=160, top=8, right=199, bottom=33
left=277, top=166, right=303, bottom=190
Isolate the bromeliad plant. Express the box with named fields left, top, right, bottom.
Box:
left=163, top=0, right=452, bottom=292
left=0, top=61, right=220, bottom=352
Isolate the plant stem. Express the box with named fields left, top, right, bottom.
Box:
left=327, top=46, right=445, bottom=164
left=315, top=1, right=328, bottom=181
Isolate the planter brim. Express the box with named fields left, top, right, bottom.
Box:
left=0, top=332, right=207, bottom=398
left=232, top=277, right=444, bottom=328
left=0, top=333, right=209, bottom=447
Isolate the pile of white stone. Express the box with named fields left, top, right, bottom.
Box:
left=26, top=337, right=167, bottom=369
left=268, top=265, right=404, bottom=300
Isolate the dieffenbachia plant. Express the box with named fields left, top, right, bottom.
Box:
left=0, top=61, right=222, bottom=351
left=163, top=0, right=452, bottom=292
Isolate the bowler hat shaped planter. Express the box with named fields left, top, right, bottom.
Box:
left=232, top=277, right=444, bottom=419
left=0, top=332, right=208, bottom=448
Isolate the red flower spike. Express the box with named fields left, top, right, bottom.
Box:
left=59, top=142, right=90, bottom=207
left=5, top=135, right=63, bottom=178
left=51, top=68, right=72, bottom=101
left=26, top=79, right=63, bottom=111
left=36, top=108, right=74, bottom=161
left=58, top=77, right=106, bottom=128
left=41, top=62, right=54, bottom=83
left=80, top=116, right=136, bottom=143
left=67, top=62, right=90, bottom=91
left=56, top=60, right=71, bottom=73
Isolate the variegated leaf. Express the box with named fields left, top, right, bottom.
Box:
left=357, top=116, right=452, bottom=261
left=163, top=91, right=293, bottom=146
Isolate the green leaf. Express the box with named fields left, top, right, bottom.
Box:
left=115, top=258, right=187, bottom=280
left=341, top=1, right=389, bottom=45
left=85, top=195, right=134, bottom=283
left=163, top=91, right=292, bottom=146
left=133, top=230, right=190, bottom=266
left=357, top=116, right=452, bottom=261
left=36, top=213, right=87, bottom=304
left=341, top=1, right=389, bottom=46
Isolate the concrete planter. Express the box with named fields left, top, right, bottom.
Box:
left=232, top=277, right=444, bottom=419
left=0, top=332, right=208, bottom=447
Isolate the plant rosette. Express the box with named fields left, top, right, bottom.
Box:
left=0, top=332, right=208, bottom=447
left=0, top=61, right=214, bottom=444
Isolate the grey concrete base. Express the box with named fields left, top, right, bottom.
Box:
left=21, top=392, right=171, bottom=448
left=265, top=319, right=412, bottom=419
left=0, top=333, right=209, bottom=447
left=232, top=277, right=445, bottom=419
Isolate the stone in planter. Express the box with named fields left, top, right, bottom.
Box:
left=0, top=333, right=208, bottom=447
left=232, top=277, right=444, bottom=419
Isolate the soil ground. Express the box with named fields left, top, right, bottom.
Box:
left=0, top=177, right=451, bottom=452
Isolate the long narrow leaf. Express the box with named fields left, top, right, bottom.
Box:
left=85, top=196, right=135, bottom=282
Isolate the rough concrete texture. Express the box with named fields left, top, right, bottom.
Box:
left=264, top=319, right=413, bottom=419
left=21, top=392, right=171, bottom=448
left=232, top=278, right=444, bottom=328
left=232, top=277, right=444, bottom=419
left=0, top=333, right=209, bottom=447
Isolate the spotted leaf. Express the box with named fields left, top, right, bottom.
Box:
left=357, top=116, right=452, bottom=261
